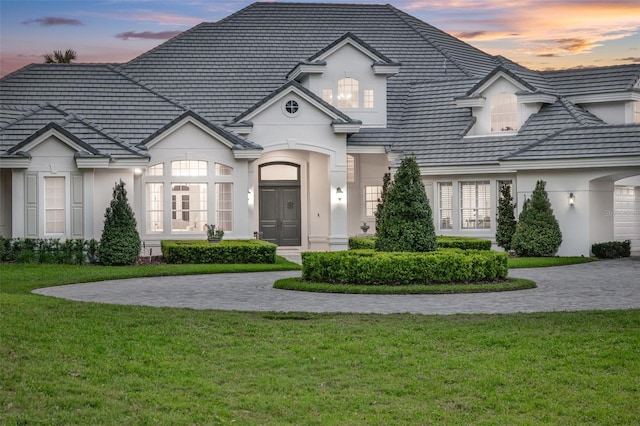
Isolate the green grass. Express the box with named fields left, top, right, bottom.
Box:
left=274, top=277, right=536, bottom=294
left=2, top=260, right=639, bottom=424
left=508, top=256, right=597, bottom=268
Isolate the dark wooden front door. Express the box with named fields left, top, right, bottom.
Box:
left=259, top=186, right=301, bottom=246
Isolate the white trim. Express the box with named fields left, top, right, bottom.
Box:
left=567, top=91, right=640, bottom=104
left=0, top=158, right=30, bottom=168
left=233, top=149, right=262, bottom=160
left=331, top=123, right=361, bottom=134
left=347, top=145, right=387, bottom=154
left=455, top=97, right=486, bottom=108
left=75, top=157, right=110, bottom=168
left=470, top=72, right=530, bottom=97
left=517, top=93, right=557, bottom=104
left=420, top=165, right=517, bottom=175
left=372, top=64, right=400, bottom=75
left=500, top=156, right=640, bottom=170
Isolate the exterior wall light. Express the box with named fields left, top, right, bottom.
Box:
left=134, top=168, right=143, bottom=175
left=569, top=192, right=575, bottom=206
left=336, top=187, right=343, bottom=201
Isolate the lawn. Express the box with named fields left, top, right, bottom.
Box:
left=1, top=260, right=638, bottom=424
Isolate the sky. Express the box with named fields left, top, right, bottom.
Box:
left=1, top=0, right=639, bottom=77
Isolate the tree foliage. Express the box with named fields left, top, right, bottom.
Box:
left=98, top=180, right=141, bottom=266
left=511, top=180, right=562, bottom=257
left=43, top=49, right=77, bottom=64
left=374, top=156, right=437, bottom=252
left=496, top=182, right=517, bottom=251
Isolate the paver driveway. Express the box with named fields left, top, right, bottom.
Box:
left=34, top=257, right=640, bottom=315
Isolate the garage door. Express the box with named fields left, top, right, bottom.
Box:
left=614, top=186, right=640, bottom=254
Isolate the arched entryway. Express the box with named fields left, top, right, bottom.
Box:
left=258, top=162, right=301, bottom=246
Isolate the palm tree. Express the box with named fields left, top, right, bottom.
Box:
left=43, top=49, right=77, bottom=64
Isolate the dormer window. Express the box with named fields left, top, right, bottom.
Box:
left=338, top=78, right=359, bottom=108
left=491, top=93, right=518, bottom=132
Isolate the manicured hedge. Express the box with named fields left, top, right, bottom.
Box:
left=161, top=240, right=277, bottom=264
left=348, top=236, right=491, bottom=251
left=436, top=236, right=492, bottom=251
left=0, top=237, right=98, bottom=264
left=302, top=249, right=508, bottom=285
left=591, top=240, right=631, bottom=259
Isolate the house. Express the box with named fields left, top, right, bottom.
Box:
left=1, top=2, right=639, bottom=257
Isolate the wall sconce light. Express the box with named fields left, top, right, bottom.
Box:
left=336, top=187, right=343, bottom=201
left=133, top=168, right=143, bottom=175
left=569, top=192, right=575, bottom=206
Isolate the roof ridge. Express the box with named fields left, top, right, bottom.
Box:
left=557, top=97, right=604, bottom=126
left=0, top=102, right=69, bottom=130
left=386, top=5, right=475, bottom=79
left=107, top=64, right=189, bottom=111
left=59, top=110, right=145, bottom=155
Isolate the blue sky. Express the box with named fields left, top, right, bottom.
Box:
left=1, top=0, right=639, bottom=76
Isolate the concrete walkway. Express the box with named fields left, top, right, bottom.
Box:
left=34, top=257, right=640, bottom=315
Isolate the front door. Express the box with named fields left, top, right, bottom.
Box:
left=258, top=163, right=301, bottom=246
left=259, top=186, right=301, bottom=246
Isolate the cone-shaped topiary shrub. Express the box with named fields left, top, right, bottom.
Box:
left=511, top=180, right=562, bottom=257
left=98, top=180, right=141, bottom=265
left=375, top=155, right=437, bottom=252
left=496, top=182, right=517, bottom=251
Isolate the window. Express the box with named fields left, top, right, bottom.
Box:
left=491, top=93, right=518, bottom=132
left=439, top=182, right=453, bottom=229
left=215, top=163, right=233, bottom=176
left=171, top=183, right=207, bottom=232
left=338, top=78, right=359, bottom=108
left=347, top=155, right=355, bottom=184
left=216, top=183, right=233, bottom=232
left=364, top=89, right=374, bottom=109
left=146, top=163, right=163, bottom=176
left=146, top=183, right=164, bottom=233
left=322, top=89, right=333, bottom=105
left=285, top=99, right=299, bottom=115
left=460, top=181, right=491, bottom=229
left=171, top=160, right=207, bottom=177
left=634, top=101, right=640, bottom=124
left=364, top=185, right=382, bottom=217
left=45, top=177, right=65, bottom=234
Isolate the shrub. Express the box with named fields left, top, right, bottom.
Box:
left=0, top=238, right=98, bottom=264
left=496, top=182, right=517, bottom=251
left=161, top=240, right=277, bottom=264
left=301, top=250, right=508, bottom=285
left=98, top=180, right=141, bottom=266
left=591, top=240, right=631, bottom=259
left=375, top=155, right=437, bottom=252
left=436, top=236, right=492, bottom=251
left=348, top=236, right=377, bottom=250
left=511, top=180, right=562, bottom=257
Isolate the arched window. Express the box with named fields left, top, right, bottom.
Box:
left=337, top=78, right=359, bottom=108
left=491, top=93, right=518, bottom=132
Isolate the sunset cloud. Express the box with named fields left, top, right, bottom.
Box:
left=404, top=0, right=640, bottom=60
left=115, top=30, right=183, bottom=40
left=22, top=17, right=83, bottom=26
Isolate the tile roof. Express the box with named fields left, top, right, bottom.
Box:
left=542, top=64, right=640, bottom=96
left=1, top=2, right=639, bottom=168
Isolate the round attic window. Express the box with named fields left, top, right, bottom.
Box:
left=283, top=99, right=300, bottom=117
